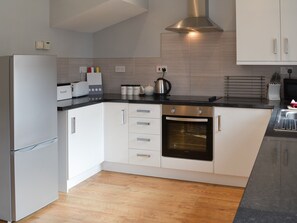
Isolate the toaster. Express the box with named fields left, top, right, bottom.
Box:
left=71, top=81, right=89, bottom=97
left=57, top=84, right=72, bottom=101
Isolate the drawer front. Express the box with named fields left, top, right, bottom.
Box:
left=129, top=133, right=161, bottom=151
left=129, top=118, right=161, bottom=134
left=129, top=104, right=161, bottom=118
left=129, top=149, right=160, bottom=167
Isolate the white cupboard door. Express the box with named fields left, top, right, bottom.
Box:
left=214, top=107, right=271, bottom=177
left=281, top=0, right=297, bottom=62
left=236, top=0, right=280, bottom=63
left=104, top=103, right=128, bottom=163
left=67, top=104, right=102, bottom=179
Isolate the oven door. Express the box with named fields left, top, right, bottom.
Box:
left=162, top=116, right=213, bottom=161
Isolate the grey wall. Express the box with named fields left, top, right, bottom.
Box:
left=93, top=0, right=236, bottom=58
left=0, top=0, right=93, bottom=58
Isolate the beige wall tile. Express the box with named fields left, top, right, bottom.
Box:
left=161, top=33, right=190, bottom=77
left=189, top=33, right=222, bottom=77
left=57, top=58, right=69, bottom=84
left=190, top=76, right=225, bottom=96
left=68, top=58, right=93, bottom=82
left=134, top=57, right=162, bottom=77
left=59, top=31, right=288, bottom=97
left=57, top=58, right=94, bottom=84
left=167, top=76, right=191, bottom=95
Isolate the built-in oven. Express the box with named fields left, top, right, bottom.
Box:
left=162, top=105, right=213, bottom=161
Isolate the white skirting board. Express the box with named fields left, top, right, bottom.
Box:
left=102, top=162, right=248, bottom=187
left=59, top=165, right=102, bottom=193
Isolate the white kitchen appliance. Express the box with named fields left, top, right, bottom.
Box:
left=268, top=84, right=281, bottom=100
left=71, top=81, right=89, bottom=97
left=57, top=84, right=72, bottom=101
left=0, top=55, right=58, bottom=222
left=87, top=72, right=103, bottom=95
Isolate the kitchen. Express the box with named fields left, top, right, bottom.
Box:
left=1, top=0, right=297, bottom=222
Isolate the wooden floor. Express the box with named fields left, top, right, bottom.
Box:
left=6, top=171, right=243, bottom=223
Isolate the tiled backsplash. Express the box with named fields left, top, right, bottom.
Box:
left=58, top=32, right=296, bottom=96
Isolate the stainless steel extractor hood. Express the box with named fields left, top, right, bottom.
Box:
left=166, top=0, right=223, bottom=33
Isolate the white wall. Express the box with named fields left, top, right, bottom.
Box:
left=93, top=0, right=236, bottom=58
left=0, top=0, right=93, bottom=58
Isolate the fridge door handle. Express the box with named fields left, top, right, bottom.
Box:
left=15, top=138, right=58, bottom=153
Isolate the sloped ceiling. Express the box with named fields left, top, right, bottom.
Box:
left=50, top=0, right=148, bottom=33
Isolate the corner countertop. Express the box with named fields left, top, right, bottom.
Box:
left=234, top=102, right=297, bottom=222
left=57, top=94, right=275, bottom=111
left=233, top=135, right=297, bottom=223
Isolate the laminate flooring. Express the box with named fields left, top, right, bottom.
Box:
left=4, top=171, right=244, bottom=223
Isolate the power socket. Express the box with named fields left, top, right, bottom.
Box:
left=280, top=67, right=293, bottom=75
left=156, top=65, right=168, bottom=73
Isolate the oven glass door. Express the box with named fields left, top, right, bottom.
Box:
left=162, top=116, right=213, bottom=161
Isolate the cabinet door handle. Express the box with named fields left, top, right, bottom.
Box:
left=121, top=109, right=125, bottom=125
left=137, top=154, right=151, bottom=158
left=137, top=138, right=151, bottom=142
left=273, top=38, right=278, bottom=54
left=284, top=38, right=289, bottom=54
left=136, top=109, right=151, bottom=113
left=71, top=117, right=76, bottom=134
left=137, top=122, right=150, bottom=126
left=218, top=115, right=222, bottom=132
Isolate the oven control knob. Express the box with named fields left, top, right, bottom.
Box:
left=197, top=109, right=202, bottom=115
left=171, top=108, right=176, bottom=114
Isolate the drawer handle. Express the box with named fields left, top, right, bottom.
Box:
left=137, top=122, right=150, bottom=126
left=137, top=138, right=151, bottom=142
left=137, top=154, right=151, bottom=158
left=136, top=109, right=151, bottom=113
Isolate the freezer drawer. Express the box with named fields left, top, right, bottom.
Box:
left=12, top=139, right=58, bottom=221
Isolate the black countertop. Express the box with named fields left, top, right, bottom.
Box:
left=57, top=94, right=297, bottom=222
left=233, top=135, right=297, bottom=223
left=234, top=102, right=297, bottom=222
left=57, top=94, right=274, bottom=111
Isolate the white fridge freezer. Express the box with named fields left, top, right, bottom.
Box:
left=0, top=55, right=58, bottom=222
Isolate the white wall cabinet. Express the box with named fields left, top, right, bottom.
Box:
left=58, top=104, right=103, bottom=192
left=236, top=0, right=297, bottom=65
left=214, top=107, right=271, bottom=177
left=104, top=102, right=129, bottom=164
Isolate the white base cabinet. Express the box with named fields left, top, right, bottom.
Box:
left=57, top=102, right=273, bottom=190
left=214, top=107, right=271, bottom=177
left=58, top=104, right=103, bottom=192
left=104, top=102, right=129, bottom=164
left=128, top=104, right=161, bottom=167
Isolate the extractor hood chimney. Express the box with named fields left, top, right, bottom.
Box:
left=166, top=0, right=223, bottom=33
